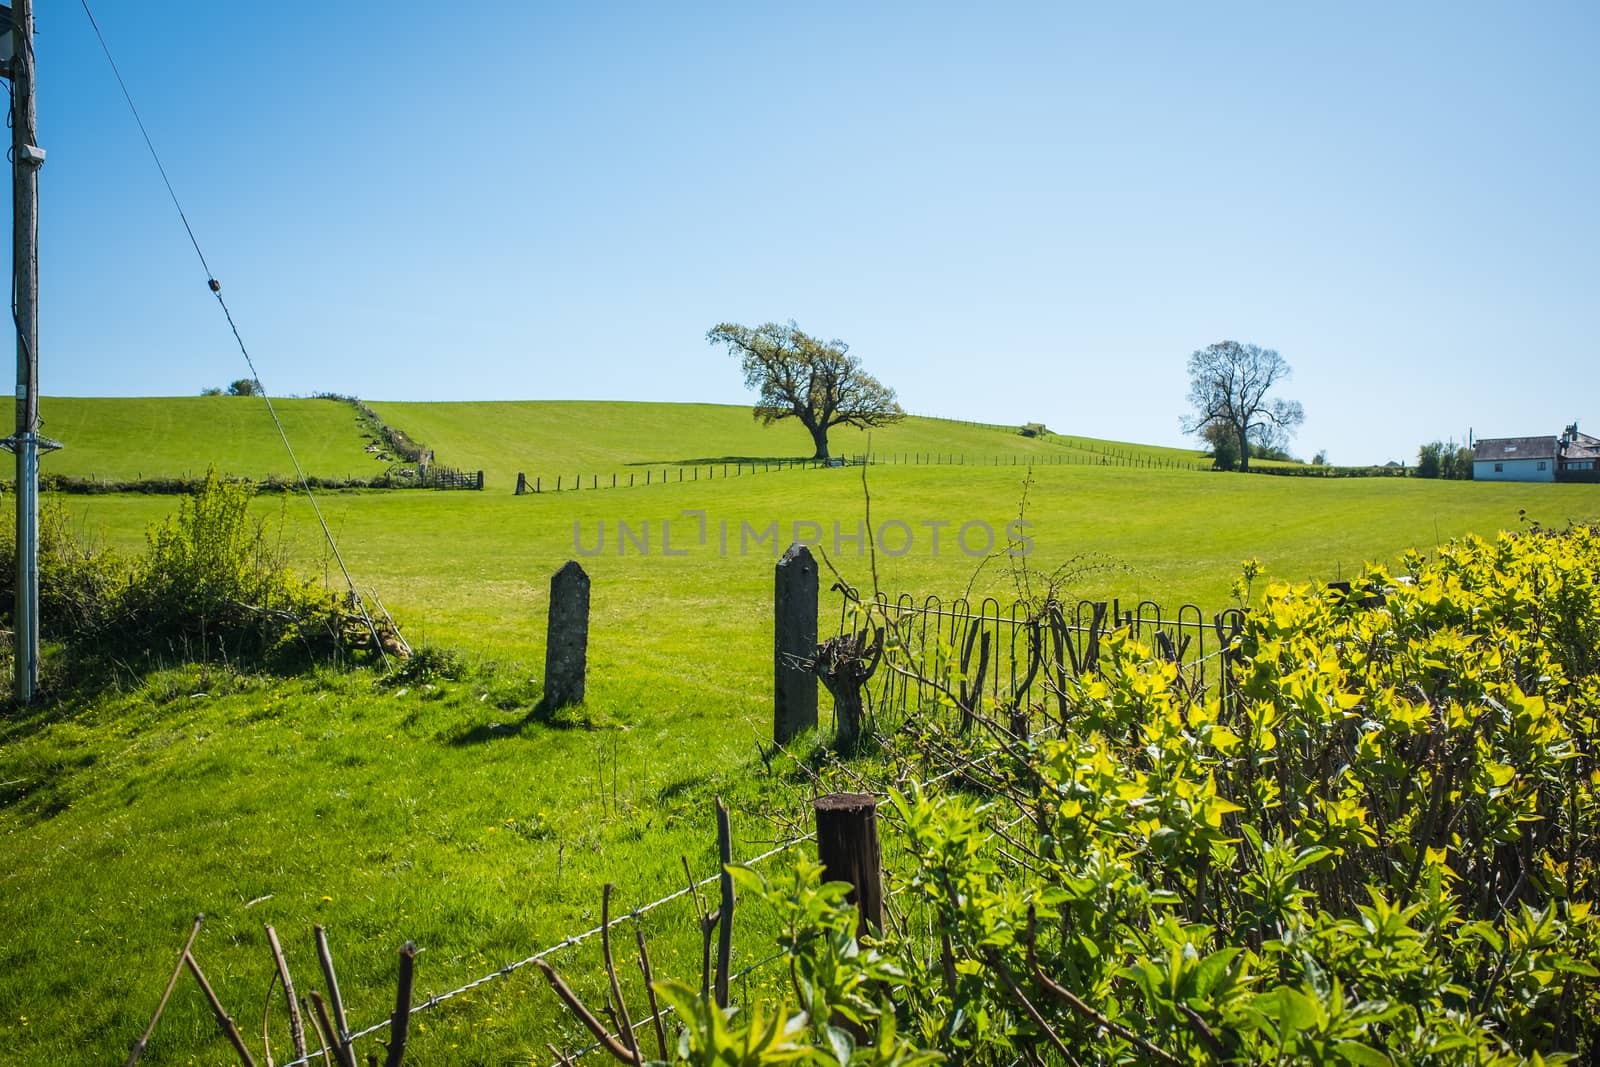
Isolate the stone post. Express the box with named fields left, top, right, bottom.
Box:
left=544, top=561, right=590, bottom=709
left=774, top=543, right=818, bottom=743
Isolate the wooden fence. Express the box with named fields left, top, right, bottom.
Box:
left=515, top=449, right=1201, bottom=495
left=417, top=465, right=483, bottom=490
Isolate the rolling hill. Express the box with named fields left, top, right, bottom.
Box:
left=35, top=395, right=392, bottom=482
left=31, top=396, right=1211, bottom=490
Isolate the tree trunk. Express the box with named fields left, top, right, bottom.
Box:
left=808, top=422, right=831, bottom=461
left=1236, top=424, right=1251, bottom=472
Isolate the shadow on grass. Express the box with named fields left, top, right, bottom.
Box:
left=624, top=455, right=814, bottom=467
left=1, top=646, right=355, bottom=746
left=446, top=697, right=597, bottom=745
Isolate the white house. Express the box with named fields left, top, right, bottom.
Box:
left=1472, top=436, right=1556, bottom=482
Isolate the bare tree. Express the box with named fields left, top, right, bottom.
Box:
left=707, top=320, right=904, bottom=460
left=1180, top=341, right=1304, bottom=472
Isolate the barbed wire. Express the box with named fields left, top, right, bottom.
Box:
left=274, top=835, right=814, bottom=1067
left=539, top=949, right=789, bottom=1067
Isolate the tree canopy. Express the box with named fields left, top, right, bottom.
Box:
left=1417, top=440, right=1473, bottom=480
left=1180, top=341, right=1304, bottom=472
left=707, top=320, right=904, bottom=460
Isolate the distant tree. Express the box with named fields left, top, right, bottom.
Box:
left=227, top=378, right=261, bottom=397
left=1312, top=449, right=1327, bottom=466
left=707, top=320, right=904, bottom=460
left=1417, top=441, right=1474, bottom=480
left=1417, top=442, right=1444, bottom=479
left=1180, top=341, right=1304, bottom=472
left=1203, top=422, right=1239, bottom=471
left=199, top=386, right=223, bottom=396
left=1249, top=442, right=1302, bottom=464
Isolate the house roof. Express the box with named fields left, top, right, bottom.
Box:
left=1473, top=436, right=1557, bottom=462
left=1562, top=431, right=1600, bottom=461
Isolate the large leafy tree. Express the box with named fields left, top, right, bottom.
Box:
left=1180, top=340, right=1304, bottom=472
left=707, top=320, right=904, bottom=460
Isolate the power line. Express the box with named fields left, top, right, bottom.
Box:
left=76, top=0, right=212, bottom=280
left=78, top=0, right=391, bottom=664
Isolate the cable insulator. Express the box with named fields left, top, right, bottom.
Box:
left=208, top=278, right=220, bottom=293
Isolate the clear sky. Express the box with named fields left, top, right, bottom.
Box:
left=20, top=2, right=1599, bottom=465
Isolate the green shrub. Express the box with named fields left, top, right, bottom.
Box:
left=0, top=500, right=124, bottom=643
left=116, top=468, right=369, bottom=666
left=1, top=469, right=403, bottom=689
left=783, top=522, right=1600, bottom=1064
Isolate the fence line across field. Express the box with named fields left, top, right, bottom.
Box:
left=515, top=449, right=1203, bottom=494
left=271, top=834, right=815, bottom=1067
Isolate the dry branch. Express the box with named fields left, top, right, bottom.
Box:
left=533, top=959, right=635, bottom=1062
left=124, top=913, right=205, bottom=1067
left=184, top=951, right=261, bottom=1067
left=314, top=926, right=353, bottom=1060
left=265, top=925, right=307, bottom=1061
left=600, top=885, right=641, bottom=1065
left=635, top=924, right=668, bottom=1062
left=309, top=992, right=357, bottom=1067
left=383, top=941, right=418, bottom=1067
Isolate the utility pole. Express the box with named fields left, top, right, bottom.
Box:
left=3, top=0, right=56, bottom=703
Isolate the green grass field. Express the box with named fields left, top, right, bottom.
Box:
left=36, top=395, right=394, bottom=482
left=2, top=398, right=1597, bottom=1065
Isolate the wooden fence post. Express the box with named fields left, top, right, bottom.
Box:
left=813, top=793, right=884, bottom=935
left=545, top=561, right=591, bottom=709
left=774, top=544, right=818, bottom=743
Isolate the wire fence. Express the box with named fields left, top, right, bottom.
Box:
left=273, top=835, right=815, bottom=1067
left=834, top=590, right=1243, bottom=729
left=516, top=457, right=848, bottom=495
left=516, top=443, right=1208, bottom=496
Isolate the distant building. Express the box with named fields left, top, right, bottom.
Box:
left=1557, top=425, right=1600, bottom=483
left=1473, top=423, right=1600, bottom=483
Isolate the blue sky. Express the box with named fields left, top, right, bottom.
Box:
left=23, top=2, right=1599, bottom=464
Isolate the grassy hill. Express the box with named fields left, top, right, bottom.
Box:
left=36, top=395, right=394, bottom=482
left=366, top=399, right=1208, bottom=489
left=33, top=396, right=1210, bottom=490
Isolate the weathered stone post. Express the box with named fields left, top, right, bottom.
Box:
left=774, top=543, right=818, bottom=743
left=515, top=472, right=527, bottom=495
left=544, top=561, right=590, bottom=709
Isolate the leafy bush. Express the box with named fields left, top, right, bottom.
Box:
left=1, top=469, right=402, bottom=689
left=0, top=501, right=125, bottom=645
left=725, top=523, right=1600, bottom=1064
left=1204, top=422, right=1239, bottom=471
